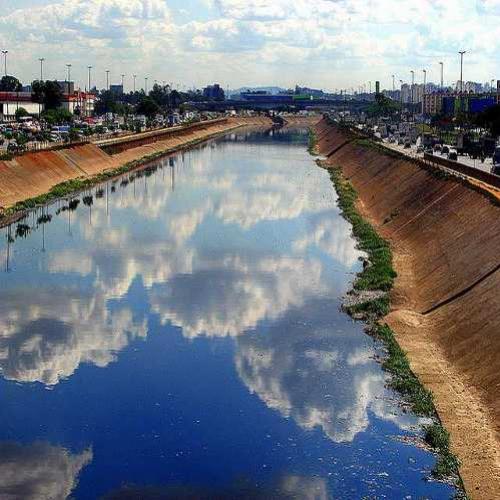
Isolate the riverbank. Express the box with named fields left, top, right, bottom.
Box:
left=0, top=116, right=277, bottom=224
left=314, top=117, right=500, bottom=498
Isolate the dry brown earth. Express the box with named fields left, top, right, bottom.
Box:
left=315, top=117, right=500, bottom=498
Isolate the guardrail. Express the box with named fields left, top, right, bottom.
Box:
left=424, top=153, right=500, bottom=189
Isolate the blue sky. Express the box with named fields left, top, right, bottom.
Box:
left=0, top=0, right=499, bottom=91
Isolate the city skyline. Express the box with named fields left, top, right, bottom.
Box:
left=1, top=0, right=500, bottom=91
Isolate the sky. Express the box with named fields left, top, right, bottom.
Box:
left=1, top=0, right=500, bottom=92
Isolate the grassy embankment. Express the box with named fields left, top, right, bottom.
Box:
left=0, top=126, right=238, bottom=224
left=314, top=135, right=465, bottom=493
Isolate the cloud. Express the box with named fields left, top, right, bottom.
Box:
left=235, top=300, right=414, bottom=442
left=4, top=0, right=500, bottom=89
left=0, top=441, right=92, bottom=500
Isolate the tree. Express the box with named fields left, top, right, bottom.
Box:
left=32, top=80, right=63, bottom=110
left=136, top=96, right=160, bottom=118
left=0, top=76, right=22, bottom=92
left=15, top=107, right=29, bottom=120
left=475, top=104, right=500, bottom=138
left=42, top=108, right=73, bottom=125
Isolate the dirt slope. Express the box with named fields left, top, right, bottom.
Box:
left=0, top=117, right=272, bottom=211
left=316, top=118, right=500, bottom=498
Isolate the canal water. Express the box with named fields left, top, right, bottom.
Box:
left=0, top=128, right=455, bottom=499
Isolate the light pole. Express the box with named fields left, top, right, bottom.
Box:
left=88, top=66, right=92, bottom=92
left=439, top=62, right=444, bottom=90
left=410, top=70, right=415, bottom=121
left=145, top=77, right=148, bottom=94
left=39, top=58, right=45, bottom=81
left=422, top=69, right=427, bottom=115
left=38, top=58, right=45, bottom=116
left=459, top=51, right=466, bottom=94
left=400, top=79, right=404, bottom=118
left=106, top=70, right=110, bottom=91
left=459, top=50, right=466, bottom=116
left=121, top=74, right=125, bottom=90
left=392, top=74, right=395, bottom=92
left=1, top=50, right=7, bottom=76
left=133, top=74, right=137, bottom=93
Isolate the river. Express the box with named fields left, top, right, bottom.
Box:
left=0, top=127, right=456, bottom=499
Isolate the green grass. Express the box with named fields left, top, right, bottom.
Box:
left=327, top=165, right=396, bottom=292
left=308, top=129, right=318, bottom=155
left=424, top=423, right=461, bottom=480
left=346, top=296, right=390, bottom=318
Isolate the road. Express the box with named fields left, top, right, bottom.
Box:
left=383, top=140, right=494, bottom=174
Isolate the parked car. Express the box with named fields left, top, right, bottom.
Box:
left=416, top=145, right=424, bottom=154
left=442, top=145, right=450, bottom=155
left=433, top=144, right=442, bottom=152
left=404, top=140, right=411, bottom=149
left=448, top=149, right=458, bottom=161
left=424, top=147, right=433, bottom=155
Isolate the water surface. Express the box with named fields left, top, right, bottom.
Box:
left=0, top=128, right=455, bottom=499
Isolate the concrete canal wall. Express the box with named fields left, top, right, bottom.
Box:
left=315, top=117, right=500, bottom=498
left=0, top=116, right=273, bottom=211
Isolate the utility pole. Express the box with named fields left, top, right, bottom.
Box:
left=133, top=74, right=137, bottom=93
left=1, top=50, right=8, bottom=76
left=392, top=74, right=395, bottom=92
left=121, top=74, right=125, bottom=91
left=106, top=70, right=110, bottom=91
left=439, top=62, right=444, bottom=90
left=145, top=77, right=148, bottom=94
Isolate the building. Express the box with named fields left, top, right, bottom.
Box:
left=423, top=92, right=445, bottom=115
left=109, top=84, right=124, bottom=96
left=60, top=91, right=95, bottom=117
left=203, top=84, right=225, bottom=101
left=56, top=81, right=75, bottom=95
left=0, top=92, right=42, bottom=120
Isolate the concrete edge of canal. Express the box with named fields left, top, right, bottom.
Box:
left=0, top=116, right=292, bottom=226
left=314, top=116, right=500, bottom=499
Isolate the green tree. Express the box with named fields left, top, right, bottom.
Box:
left=15, top=107, right=30, bottom=120
left=42, top=108, right=73, bottom=125
left=0, top=76, right=22, bottom=91
left=475, top=104, right=500, bottom=138
left=136, top=96, right=160, bottom=118
left=32, top=80, right=63, bottom=110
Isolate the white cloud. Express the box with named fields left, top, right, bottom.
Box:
left=2, top=0, right=500, bottom=89
left=0, top=441, right=92, bottom=500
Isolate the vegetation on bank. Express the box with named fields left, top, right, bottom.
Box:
left=314, top=147, right=465, bottom=491
left=308, top=130, right=318, bottom=155
left=0, top=125, right=237, bottom=224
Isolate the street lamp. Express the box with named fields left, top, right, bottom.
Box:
left=1, top=50, right=8, bottom=76
left=121, top=74, right=125, bottom=90
left=39, top=58, right=45, bottom=81
left=392, top=75, right=395, bottom=92
left=133, top=74, right=137, bottom=93
left=105, top=70, right=110, bottom=91
left=422, top=69, right=427, bottom=115
left=459, top=50, right=466, bottom=94
left=145, top=77, right=148, bottom=93
left=88, top=66, right=92, bottom=92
